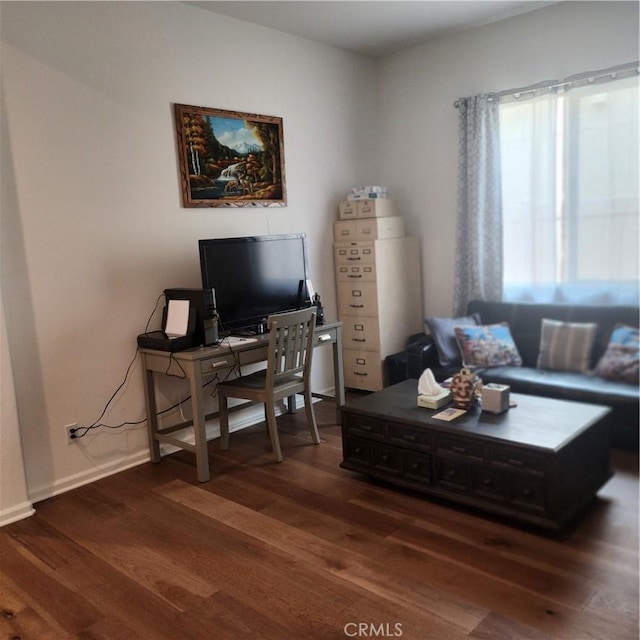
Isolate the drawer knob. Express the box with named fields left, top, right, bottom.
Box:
left=381, top=454, right=390, bottom=462
left=483, top=478, right=492, bottom=486
left=411, top=463, right=420, bottom=470
left=354, top=447, right=363, bottom=454
left=447, top=469, right=457, bottom=478
left=522, top=488, right=532, bottom=497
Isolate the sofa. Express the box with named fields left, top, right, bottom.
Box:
left=393, top=300, right=639, bottom=452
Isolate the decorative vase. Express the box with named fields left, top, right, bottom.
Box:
left=450, top=367, right=482, bottom=410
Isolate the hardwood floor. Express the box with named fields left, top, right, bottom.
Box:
left=1, top=397, right=638, bottom=639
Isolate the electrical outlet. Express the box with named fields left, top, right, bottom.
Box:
left=65, top=423, right=78, bottom=445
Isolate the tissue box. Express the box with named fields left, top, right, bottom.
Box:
left=417, top=389, right=451, bottom=410
left=347, top=186, right=389, bottom=200
left=482, top=383, right=510, bottom=414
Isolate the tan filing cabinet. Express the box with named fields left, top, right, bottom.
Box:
left=334, top=234, right=423, bottom=391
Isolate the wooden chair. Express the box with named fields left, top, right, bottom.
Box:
left=218, top=307, right=320, bottom=461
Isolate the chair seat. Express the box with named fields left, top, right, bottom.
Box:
left=217, top=307, right=320, bottom=462
left=221, top=370, right=304, bottom=397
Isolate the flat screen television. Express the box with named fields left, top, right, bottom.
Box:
left=199, top=234, right=310, bottom=334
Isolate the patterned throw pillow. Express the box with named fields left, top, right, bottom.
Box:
left=425, top=313, right=481, bottom=367
left=453, top=323, right=523, bottom=368
left=594, top=324, right=639, bottom=384
left=537, top=319, right=597, bottom=373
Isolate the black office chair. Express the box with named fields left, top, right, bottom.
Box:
left=218, top=307, right=320, bottom=461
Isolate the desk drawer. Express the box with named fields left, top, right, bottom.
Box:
left=199, top=355, right=235, bottom=374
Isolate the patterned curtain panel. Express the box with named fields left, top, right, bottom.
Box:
left=453, top=95, right=503, bottom=316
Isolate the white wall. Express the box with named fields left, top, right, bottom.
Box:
left=377, top=0, right=639, bottom=317
left=1, top=1, right=377, bottom=506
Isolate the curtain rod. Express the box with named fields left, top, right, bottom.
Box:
left=454, top=61, right=639, bottom=108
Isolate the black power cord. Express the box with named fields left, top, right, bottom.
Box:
left=69, top=293, right=163, bottom=440
left=69, top=298, right=243, bottom=440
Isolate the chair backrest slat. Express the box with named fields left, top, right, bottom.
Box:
left=266, top=307, right=316, bottom=385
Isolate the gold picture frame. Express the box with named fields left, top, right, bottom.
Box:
left=174, top=103, right=287, bottom=208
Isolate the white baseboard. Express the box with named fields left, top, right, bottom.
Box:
left=28, top=450, right=151, bottom=505
left=0, top=501, right=36, bottom=527
left=27, top=389, right=333, bottom=506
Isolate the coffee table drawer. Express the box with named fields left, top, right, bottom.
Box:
left=509, top=475, right=546, bottom=513
left=434, top=456, right=472, bottom=493
left=437, top=436, right=484, bottom=461
left=343, top=413, right=386, bottom=441
left=373, top=445, right=402, bottom=476
left=490, top=445, right=545, bottom=474
left=389, top=424, right=433, bottom=452
left=472, top=467, right=508, bottom=501
left=402, top=451, right=432, bottom=483
left=343, top=436, right=374, bottom=468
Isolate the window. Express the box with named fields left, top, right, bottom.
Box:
left=499, top=73, right=639, bottom=304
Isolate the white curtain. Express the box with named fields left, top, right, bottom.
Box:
left=500, top=73, right=639, bottom=304
left=453, top=94, right=503, bottom=316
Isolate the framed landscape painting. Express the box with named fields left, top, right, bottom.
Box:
left=174, top=103, right=287, bottom=208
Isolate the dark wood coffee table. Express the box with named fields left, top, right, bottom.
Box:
left=340, top=379, right=612, bottom=530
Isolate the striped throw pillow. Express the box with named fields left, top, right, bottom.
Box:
left=537, top=319, right=597, bottom=373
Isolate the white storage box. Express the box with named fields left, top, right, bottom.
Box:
left=348, top=186, right=389, bottom=200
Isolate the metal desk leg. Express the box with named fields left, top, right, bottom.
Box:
left=141, top=353, right=161, bottom=464
left=188, top=364, right=210, bottom=483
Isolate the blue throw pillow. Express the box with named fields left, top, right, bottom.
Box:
left=425, top=314, right=480, bottom=367
left=594, top=324, right=639, bottom=384
left=454, top=323, right=523, bottom=368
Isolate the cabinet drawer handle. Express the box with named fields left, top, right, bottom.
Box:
left=347, top=257, right=361, bottom=261
left=348, top=275, right=362, bottom=279
left=411, top=463, right=420, bottom=470
left=209, top=360, right=231, bottom=369
left=447, top=469, right=457, bottom=478
left=353, top=338, right=366, bottom=342
left=522, top=488, right=532, bottom=497
left=350, top=304, right=364, bottom=308
left=507, top=458, right=524, bottom=467
left=354, top=447, right=363, bottom=454
left=451, top=446, right=467, bottom=454
left=381, top=454, right=390, bottom=462
left=359, top=424, right=373, bottom=432
left=482, top=478, right=492, bottom=486
left=354, top=372, right=368, bottom=377
left=402, top=434, right=417, bottom=442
